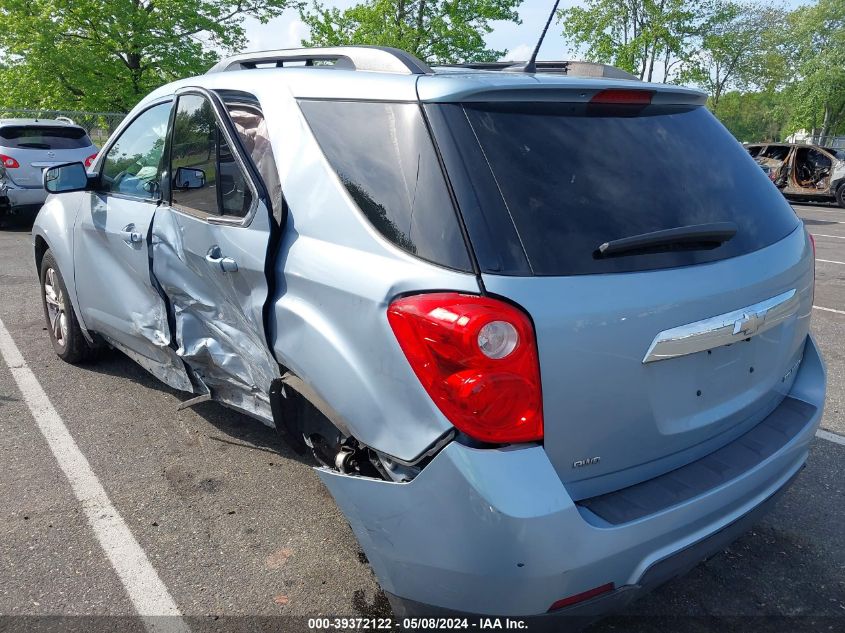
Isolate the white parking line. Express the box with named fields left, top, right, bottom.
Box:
left=0, top=317, right=188, bottom=633
left=816, top=258, right=845, bottom=266
left=811, top=233, right=845, bottom=239
left=817, top=429, right=845, bottom=447
left=814, top=305, right=845, bottom=315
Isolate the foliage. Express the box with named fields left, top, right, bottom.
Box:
left=0, top=0, right=296, bottom=112
left=558, top=0, right=723, bottom=82
left=678, top=2, right=784, bottom=112
left=712, top=90, right=789, bottom=142
left=300, top=0, right=522, bottom=64
left=776, top=0, right=845, bottom=140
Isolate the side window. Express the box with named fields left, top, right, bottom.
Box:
left=225, top=99, right=283, bottom=225
left=170, top=94, right=253, bottom=218
left=298, top=100, right=472, bottom=271
left=99, top=102, right=171, bottom=199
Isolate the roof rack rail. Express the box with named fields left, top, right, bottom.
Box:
left=438, top=61, right=638, bottom=81
left=207, top=46, right=432, bottom=75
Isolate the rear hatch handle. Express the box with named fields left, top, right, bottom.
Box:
left=643, top=289, right=799, bottom=363
left=596, top=222, right=737, bottom=258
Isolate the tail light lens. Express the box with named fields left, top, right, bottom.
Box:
left=0, top=154, right=20, bottom=168
left=590, top=89, right=653, bottom=105
left=84, top=153, right=98, bottom=168
left=808, top=231, right=816, bottom=304
left=387, top=293, right=543, bottom=443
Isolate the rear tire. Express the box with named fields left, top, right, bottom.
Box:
left=836, top=183, right=845, bottom=209
left=39, top=250, right=97, bottom=363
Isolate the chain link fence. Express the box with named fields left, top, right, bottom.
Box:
left=0, top=108, right=126, bottom=148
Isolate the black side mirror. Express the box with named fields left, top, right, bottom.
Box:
left=174, top=167, right=206, bottom=190
left=44, top=162, right=90, bottom=193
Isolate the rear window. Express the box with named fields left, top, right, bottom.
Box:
left=442, top=102, right=799, bottom=275
left=0, top=125, right=92, bottom=150
left=299, top=100, right=472, bottom=272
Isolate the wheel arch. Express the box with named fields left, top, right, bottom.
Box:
left=32, top=194, right=93, bottom=341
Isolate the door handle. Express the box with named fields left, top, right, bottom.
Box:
left=120, top=224, right=144, bottom=245
left=205, top=245, right=239, bottom=273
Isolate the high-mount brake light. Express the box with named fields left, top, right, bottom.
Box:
left=387, top=293, right=543, bottom=444
left=84, top=153, right=98, bottom=168
left=0, top=155, right=20, bottom=168
left=590, top=89, right=654, bottom=105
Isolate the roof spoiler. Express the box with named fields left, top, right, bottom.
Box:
left=438, top=61, right=638, bottom=81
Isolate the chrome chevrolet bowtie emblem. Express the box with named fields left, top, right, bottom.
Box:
left=733, top=311, right=762, bottom=336
left=642, top=289, right=799, bottom=363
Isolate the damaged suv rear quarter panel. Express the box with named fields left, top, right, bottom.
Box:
left=241, top=75, right=481, bottom=462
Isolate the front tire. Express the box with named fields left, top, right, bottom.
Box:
left=40, top=250, right=97, bottom=363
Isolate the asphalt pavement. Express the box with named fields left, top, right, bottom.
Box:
left=0, top=202, right=843, bottom=632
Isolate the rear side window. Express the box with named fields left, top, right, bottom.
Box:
left=0, top=125, right=92, bottom=150
left=299, top=100, right=471, bottom=272
left=444, top=102, right=799, bottom=275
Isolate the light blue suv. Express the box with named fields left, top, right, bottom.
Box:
left=33, top=47, right=825, bottom=619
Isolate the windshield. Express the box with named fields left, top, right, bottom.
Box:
left=437, top=102, right=799, bottom=275
left=0, top=125, right=92, bottom=150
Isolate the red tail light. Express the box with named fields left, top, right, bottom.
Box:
left=84, top=153, right=98, bottom=168
left=590, top=89, right=653, bottom=105
left=387, top=293, right=543, bottom=444
left=0, top=154, right=20, bottom=168
left=808, top=232, right=816, bottom=257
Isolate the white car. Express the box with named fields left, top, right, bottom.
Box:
left=0, top=118, right=98, bottom=224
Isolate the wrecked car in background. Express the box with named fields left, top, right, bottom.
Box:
left=747, top=142, right=845, bottom=207
left=0, top=118, right=98, bottom=225
left=32, top=47, right=825, bottom=620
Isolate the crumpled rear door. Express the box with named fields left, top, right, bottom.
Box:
left=150, top=90, right=281, bottom=421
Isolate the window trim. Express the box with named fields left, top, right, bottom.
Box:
left=92, top=98, right=174, bottom=204
left=167, top=86, right=261, bottom=227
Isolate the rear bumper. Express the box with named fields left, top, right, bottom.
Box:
left=2, top=181, right=47, bottom=214
left=318, top=335, right=825, bottom=617
left=387, top=469, right=798, bottom=624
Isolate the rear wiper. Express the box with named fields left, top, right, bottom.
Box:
left=17, top=142, right=50, bottom=149
left=595, top=222, right=737, bottom=258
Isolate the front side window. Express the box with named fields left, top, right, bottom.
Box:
left=170, top=94, right=253, bottom=218
left=99, top=102, right=171, bottom=199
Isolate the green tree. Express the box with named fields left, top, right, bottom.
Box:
left=0, top=0, right=295, bottom=112
left=679, top=2, right=784, bottom=113
left=777, top=0, right=845, bottom=141
left=712, top=90, right=788, bottom=142
left=300, top=0, right=522, bottom=64
left=558, top=0, right=720, bottom=82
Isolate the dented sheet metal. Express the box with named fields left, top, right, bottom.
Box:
left=72, top=193, right=194, bottom=393
left=150, top=205, right=280, bottom=423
